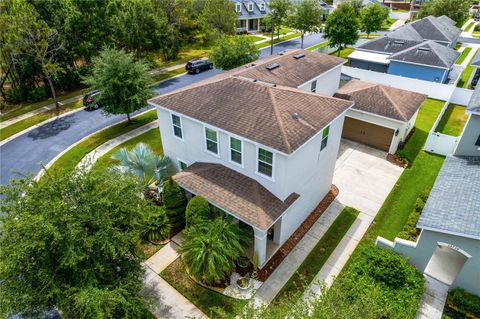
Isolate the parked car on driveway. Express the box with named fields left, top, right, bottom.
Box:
left=185, top=59, right=213, bottom=74
left=474, top=13, right=480, bottom=21
left=83, top=90, right=101, bottom=111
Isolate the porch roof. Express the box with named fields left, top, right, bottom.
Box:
left=173, top=162, right=299, bottom=231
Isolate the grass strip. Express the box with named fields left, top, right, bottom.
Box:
left=161, top=258, right=248, bottom=318
left=47, top=109, right=157, bottom=176
left=150, top=67, right=187, bottom=85
left=307, top=40, right=330, bottom=51
left=256, top=32, right=301, bottom=49
left=243, top=34, right=265, bottom=42
left=1, top=87, right=89, bottom=122
left=436, top=103, right=468, bottom=136
left=330, top=47, right=355, bottom=59
left=0, top=100, right=84, bottom=141
left=464, top=21, right=475, bottom=32
left=272, top=207, right=359, bottom=305
left=456, top=47, right=472, bottom=64
left=92, top=127, right=163, bottom=173
left=457, top=49, right=478, bottom=88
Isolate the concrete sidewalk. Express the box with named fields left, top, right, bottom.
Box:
left=415, top=275, right=449, bottom=319
left=390, top=19, right=405, bottom=30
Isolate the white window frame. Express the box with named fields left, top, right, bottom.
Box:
left=320, top=125, right=330, bottom=151
left=171, top=113, right=183, bottom=140
left=256, top=146, right=275, bottom=181
left=310, top=80, right=317, bottom=93
left=204, top=126, right=220, bottom=157
left=259, top=1, right=265, bottom=10
left=236, top=2, right=241, bottom=12
left=229, top=136, right=243, bottom=167
left=247, top=2, right=254, bottom=12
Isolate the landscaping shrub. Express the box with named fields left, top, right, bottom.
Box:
left=475, top=24, right=480, bottom=32
left=398, top=188, right=430, bottom=241
left=447, top=288, right=480, bottom=317
left=179, top=217, right=251, bottom=285
left=185, top=195, right=212, bottom=228
left=162, top=177, right=186, bottom=229
left=143, top=206, right=171, bottom=243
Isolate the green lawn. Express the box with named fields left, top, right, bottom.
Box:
left=365, top=98, right=445, bottom=242
left=0, top=87, right=89, bottom=122
left=0, top=100, right=84, bottom=141
left=455, top=47, right=472, bottom=64
left=154, top=47, right=211, bottom=69
left=151, top=67, right=187, bottom=85
left=256, top=32, right=301, bottom=49
left=243, top=34, right=265, bottom=42
left=92, top=127, right=163, bottom=173
left=161, top=258, right=247, bottom=318
left=263, top=26, right=293, bottom=37
left=307, top=40, right=330, bottom=51
left=330, top=47, right=355, bottom=59
left=457, top=49, right=478, bottom=88
left=47, top=109, right=158, bottom=176
left=436, top=103, right=468, bottom=136
left=464, top=21, right=475, bottom=32
left=272, top=207, right=359, bottom=305
left=382, top=17, right=397, bottom=30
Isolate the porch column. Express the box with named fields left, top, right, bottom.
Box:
left=254, top=228, right=267, bottom=267
left=273, top=217, right=282, bottom=245
left=257, top=18, right=260, bottom=31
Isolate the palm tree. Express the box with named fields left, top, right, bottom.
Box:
left=143, top=207, right=171, bottom=243
left=111, top=143, right=174, bottom=189
left=179, top=217, right=251, bottom=284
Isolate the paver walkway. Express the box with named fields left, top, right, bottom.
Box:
left=77, top=121, right=158, bottom=170
left=142, top=233, right=207, bottom=319
left=415, top=275, right=450, bottom=319
left=254, top=140, right=404, bottom=305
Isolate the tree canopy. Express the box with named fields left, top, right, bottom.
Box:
left=269, top=0, right=292, bottom=39
left=324, top=3, right=359, bottom=55
left=84, top=48, right=152, bottom=124
left=287, top=0, right=324, bottom=48
left=360, top=3, right=389, bottom=38
left=0, top=168, right=156, bottom=318
left=209, top=35, right=260, bottom=70
left=417, top=0, right=470, bottom=26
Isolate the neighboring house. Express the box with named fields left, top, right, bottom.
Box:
left=377, top=155, right=480, bottom=296
left=334, top=80, right=427, bottom=153
left=349, top=16, right=461, bottom=83
left=232, top=0, right=270, bottom=32
left=149, top=50, right=353, bottom=267
left=454, top=84, right=480, bottom=157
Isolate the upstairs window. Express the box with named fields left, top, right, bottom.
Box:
left=475, top=134, right=480, bottom=147
left=259, top=1, right=265, bottom=10
left=230, top=137, right=242, bottom=165
left=171, top=114, right=182, bottom=139
left=320, top=126, right=329, bottom=151
left=179, top=160, right=188, bottom=171
left=248, top=2, right=254, bottom=11
left=311, top=80, right=317, bottom=93
left=205, top=127, right=218, bottom=154
left=258, top=148, right=273, bottom=177
left=236, top=2, right=241, bottom=12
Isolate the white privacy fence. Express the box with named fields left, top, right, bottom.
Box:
left=341, top=66, right=473, bottom=156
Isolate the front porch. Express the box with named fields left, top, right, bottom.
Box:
left=172, top=162, right=299, bottom=268
left=236, top=18, right=261, bottom=33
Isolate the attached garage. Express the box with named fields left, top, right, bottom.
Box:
left=334, top=80, right=427, bottom=154
left=342, top=117, right=394, bottom=151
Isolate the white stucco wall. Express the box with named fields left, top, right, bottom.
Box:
left=297, top=64, right=343, bottom=97
left=377, top=230, right=480, bottom=296
left=454, top=114, right=480, bottom=156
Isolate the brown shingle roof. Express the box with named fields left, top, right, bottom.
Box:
left=150, top=76, right=353, bottom=154
left=231, top=49, right=346, bottom=87
left=173, top=162, right=299, bottom=231
left=334, top=80, right=427, bottom=122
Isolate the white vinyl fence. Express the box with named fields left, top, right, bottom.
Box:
left=424, top=132, right=460, bottom=156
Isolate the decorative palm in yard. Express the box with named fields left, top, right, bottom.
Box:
left=143, top=207, right=171, bottom=243
left=180, top=217, right=251, bottom=285
left=112, top=143, right=174, bottom=189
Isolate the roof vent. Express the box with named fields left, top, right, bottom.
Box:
left=273, top=84, right=276, bottom=87
left=266, top=63, right=280, bottom=71
left=292, top=112, right=299, bottom=120
left=293, top=53, right=305, bottom=59
left=418, top=47, right=431, bottom=52
left=253, top=79, right=257, bottom=82
left=393, top=40, right=405, bottom=44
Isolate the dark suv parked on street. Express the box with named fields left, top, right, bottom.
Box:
left=185, top=59, right=214, bottom=74
left=83, top=90, right=102, bottom=111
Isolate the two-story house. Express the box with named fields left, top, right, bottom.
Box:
left=232, top=0, right=270, bottom=33
left=149, top=51, right=353, bottom=267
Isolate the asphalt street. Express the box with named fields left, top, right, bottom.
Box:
left=0, top=32, right=327, bottom=185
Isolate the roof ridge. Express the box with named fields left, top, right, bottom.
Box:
left=338, top=80, right=376, bottom=94
left=378, top=85, right=407, bottom=121
left=268, top=87, right=293, bottom=154
left=424, top=16, right=452, bottom=42
left=425, top=41, right=451, bottom=68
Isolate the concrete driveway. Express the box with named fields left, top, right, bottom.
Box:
left=333, top=139, right=404, bottom=217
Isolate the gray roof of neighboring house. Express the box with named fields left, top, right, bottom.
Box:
left=417, top=156, right=480, bottom=240
left=467, top=84, right=480, bottom=114
left=233, top=0, right=270, bottom=19
left=387, top=24, right=425, bottom=42
left=388, top=40, right=460, bottom=68
left=356, top=36, right=422, bottom=54
left=470, top=49, right=480, bottom=68
left=407, top=16, right=462, bottom=43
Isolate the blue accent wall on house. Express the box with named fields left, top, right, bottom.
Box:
left=388, top=61, right=449, bottom=83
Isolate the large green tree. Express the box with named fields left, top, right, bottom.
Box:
left=269, top=0, right=292, bottom=40
left=84, top=48, right=152, bottom=125
left=417, top=0, right=470, bottom=26
left=209, top=35, right=259, bottom=70
left=287, top=0, right=324, bottom=48
left=360, top=3, right=389, bottom=38
left=0, top=169, right=156, bottom=318
left=198, top=0, right=237, bottom=40
left=324, top=3, right=359, bottom=56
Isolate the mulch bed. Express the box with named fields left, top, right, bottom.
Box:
left=386, top=153, right=408, bottom=168
left=256, top=185, right=339, bottom=282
